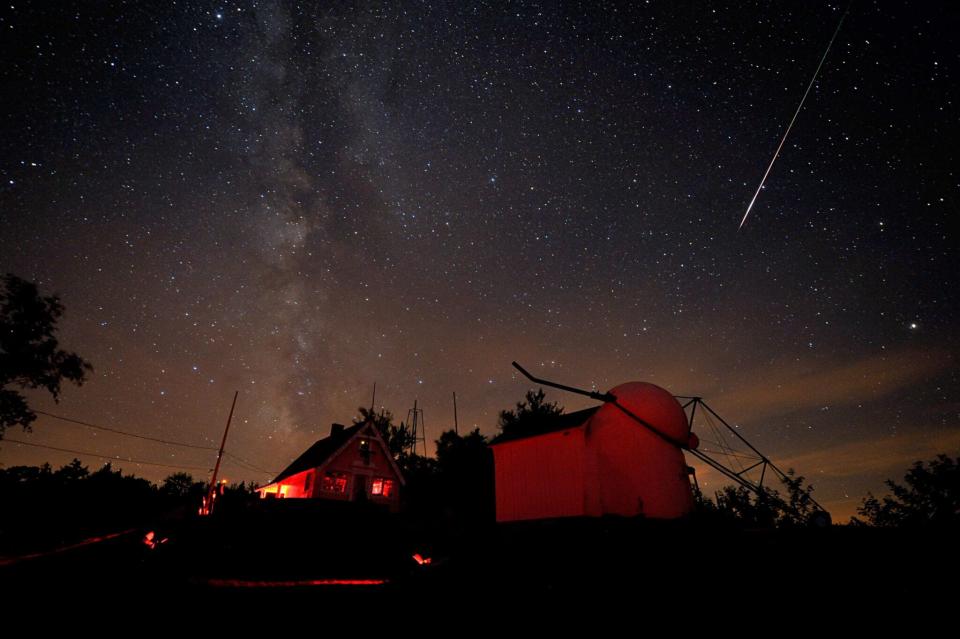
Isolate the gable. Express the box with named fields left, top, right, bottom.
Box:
left=317, top=423, right=406, bottom=485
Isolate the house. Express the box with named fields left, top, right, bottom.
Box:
left=489, top=381, right=698, bottom=522
left=256, top=420, right=405, bottom=512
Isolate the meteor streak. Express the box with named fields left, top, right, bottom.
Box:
left=739, top=5, right=851, bottom=230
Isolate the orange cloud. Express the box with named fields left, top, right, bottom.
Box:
left=715, top=348, right=954, bottom=422
left=775, top=428, right=960, bottom=480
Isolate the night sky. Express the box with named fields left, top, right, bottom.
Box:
left=2, top=1, right=957, bottom=522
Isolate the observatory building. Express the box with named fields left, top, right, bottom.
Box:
left=490, top=381, right=698, bottom=522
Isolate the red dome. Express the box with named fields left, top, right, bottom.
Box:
left=606, top=381, right=689, bottom=442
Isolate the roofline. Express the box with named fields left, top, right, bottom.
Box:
left=488, top=406, right=599, bottom=446
left=489, top=422, right=587, bottom=446
left=267, top=422, right=365, bottom=485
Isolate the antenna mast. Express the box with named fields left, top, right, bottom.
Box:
left=405, top=399, right=428, bottom=457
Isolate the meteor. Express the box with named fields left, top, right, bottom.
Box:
left=739, top=5, right=851, bottom=230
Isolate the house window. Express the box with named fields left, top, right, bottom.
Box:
left=359, top=439, right=372, bottom=464
left=371, top=478, right=395, bottom=498
left=321, top=472, right=348, bottom=494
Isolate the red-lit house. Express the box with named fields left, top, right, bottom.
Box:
left=489, top=382, right=698, bottom=522
left=256, top=421, right=405, bottom=512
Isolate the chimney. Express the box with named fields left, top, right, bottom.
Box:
left=330, top=423, right=345, bottom=437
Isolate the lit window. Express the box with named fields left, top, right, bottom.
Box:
left=371, top=478, right=394, bottom=498
left=321, top=472, right=348, bottom=494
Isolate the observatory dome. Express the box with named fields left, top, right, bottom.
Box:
left=605, top=381, right=690, bottom=442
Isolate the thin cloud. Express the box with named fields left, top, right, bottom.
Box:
left=717, top=349, right=953, bottom=422
left=775, top=428, right=960, bottom=480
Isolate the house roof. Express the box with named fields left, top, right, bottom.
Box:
left=489, top=406, right=600, bottom=445
left=268, top=422, right=365, bottom=485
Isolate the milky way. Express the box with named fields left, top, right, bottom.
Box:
left=1, top=1, right=957, bottom=521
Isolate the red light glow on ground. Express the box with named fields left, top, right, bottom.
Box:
left=204, top=578, right=388, bottom=588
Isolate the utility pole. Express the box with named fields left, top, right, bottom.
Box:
left=453, top=392, right=459, bottom=435
left=202, top=391, right=238, bottom=516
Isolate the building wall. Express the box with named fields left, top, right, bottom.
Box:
left=257, top=469, right=314, bottom=499
left=492, top=427, right=586, bottom=522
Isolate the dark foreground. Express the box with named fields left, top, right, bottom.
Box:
left=3, top=503, right=956, bottom=622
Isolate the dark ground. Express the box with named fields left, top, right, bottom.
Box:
left=3, top=503, right=956, bottom=623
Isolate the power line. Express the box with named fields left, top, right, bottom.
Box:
left=2, top=438, right=213, bottom=472
left=30, top=410, right=276, bottom=476
left=35, top=409, right=217, bottom=451
left=223, top=452, right=276, bottom=476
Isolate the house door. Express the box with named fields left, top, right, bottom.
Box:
left=353, top=475, right=367, bottom=502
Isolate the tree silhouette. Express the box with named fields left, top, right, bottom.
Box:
left=160, top=471, right=204, bottom=500
left=497, top=388, right=564, bottom=438
left=0, top=459, right=165, bottom=552
left=434, top=428, right=494, bottom=522
left=701, top=469, right=825, bottom=528
left=777, top=468, right=821, bottom=527
left=435, top=428, right=489, bottom=469
left=853, top=454, right=959, bottom=528
left=54, top=457, right=90, bottom=483
left=0, top=274, right=92, bottom=437
left=712, top=485, right=779, bottom=527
